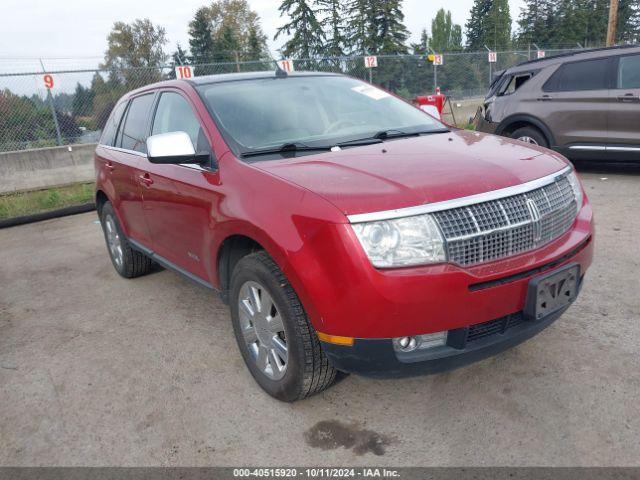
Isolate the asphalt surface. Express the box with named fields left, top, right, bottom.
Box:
left=1, top=170, right=639, bottom=466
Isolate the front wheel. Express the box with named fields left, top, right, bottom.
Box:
left=510, top=126, right=549, bottom=148
left=230, top=251, right=337, bottom=401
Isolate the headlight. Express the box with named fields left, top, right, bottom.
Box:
left=352, top=214, right=445, bottom=268
left=566, top=170, right=584, bottom=208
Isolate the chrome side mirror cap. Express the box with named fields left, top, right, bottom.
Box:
left=147, top=131, right=202, bottom=165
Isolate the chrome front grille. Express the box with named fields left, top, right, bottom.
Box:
left=433, top=174, right=578, bottom=266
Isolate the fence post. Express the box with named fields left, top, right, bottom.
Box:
left=40, top=59, right=63, bottom=147
left=234, top=51, right=241, bottom=73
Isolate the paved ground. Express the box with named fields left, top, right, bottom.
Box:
left=1, top=169, right=639, bottom=467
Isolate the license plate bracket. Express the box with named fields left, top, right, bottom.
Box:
left=525, top=263, right=580, bottom=321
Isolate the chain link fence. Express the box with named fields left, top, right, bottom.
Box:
left=0, top=48, right=587, bottom=153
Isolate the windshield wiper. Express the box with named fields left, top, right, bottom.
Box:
left=241, top=142, right=332, bottom=159
left=373, top=128, right=450, bottom=140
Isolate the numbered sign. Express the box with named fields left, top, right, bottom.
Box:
left=277, top=59, right=295, bottom=73
left=42, top=74, right=55, bottom=90
left=175, top=65, right=193, bottom=79
left=488, top=51, right=497, bottom=63
left=433, top=54, right=443, bottom=66
left=364, top=56, right=378, bottom=68
left=537, top=50, right=546, bottom=59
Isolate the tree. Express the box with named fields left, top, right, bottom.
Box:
left=102, top=19, right=168, bottom=86
left=189, top=1, right=270, bottom=65
left=516, top=0, right=640, bottom=47
left=411, top=29, right=430, bottom=55
left=189, top=7, right=216, bottom=65
left=430, top=9, right=463, bottom=52
left=317, top=0, right=346, bottom=57
left=72, top=83, right=94, bottom=117
left=167, top=44, right=190, bottom=79
left=373, top=0, right=410, bottom=54
left=275, top=0, right=325, bottom=58
left=466, top=0, right=511, bottom=50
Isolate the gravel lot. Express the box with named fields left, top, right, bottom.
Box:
left=1, top=169, right=639, bottom=467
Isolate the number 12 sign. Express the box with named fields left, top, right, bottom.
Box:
left=364, top=56, right=378, bottom=68
left=175, top=65, right=193, bottom=79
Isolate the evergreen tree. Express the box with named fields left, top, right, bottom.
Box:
left=71, top=83, right=94, bottom=118
left=246, top=25, right=269, bottom=61
left=374, top=0, right=410, bottom=54
left=317, top=0, right=346, bottom=57
left=344, top=0, right=370, bottom=54
left=411, top=29, right=430, bottom=55
left=189, top=7, right=216, bottom=65
left=466, top=0, right=511, bottom=50
left=275, top=0, right=325, bottom=58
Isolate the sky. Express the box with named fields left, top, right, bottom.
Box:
left=0, top=0, right=526, bottom=72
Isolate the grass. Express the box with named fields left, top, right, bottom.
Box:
left=0, top=183, right=94, bottom=220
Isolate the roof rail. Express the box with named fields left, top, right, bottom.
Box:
left=516, top=44, right=639, bottom=67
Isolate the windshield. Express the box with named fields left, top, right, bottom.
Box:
left=197, top=75, right=445, bottom=158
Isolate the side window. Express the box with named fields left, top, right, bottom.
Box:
left=500, top=73, right=533, bottom=95
left=151, top=92, right=206, bottom=151
left=100, top=101, right=126, bottom=146
left=119, top=94, right=155, bottom=153
left=618, top=55, right=640, bottom=89
left=544, top=58, right=609, bottom=92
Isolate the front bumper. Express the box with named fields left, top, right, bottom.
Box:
left=472, top=106, right=498, bottom=134
left=321, top=302, right=575, bottom=378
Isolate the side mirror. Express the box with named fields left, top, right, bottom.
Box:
left=146, top=131, right=208, bottom=165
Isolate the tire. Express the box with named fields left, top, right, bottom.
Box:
left=100, top=201, right=153, bottom=278
left=230, top=251, right=337, bottom=401
left=510, top=126, right=549, bottom=148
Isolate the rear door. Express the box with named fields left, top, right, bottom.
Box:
left=96, top=95, right=154, bottom=245
left=139, top=89, right=220, bottom=282
left=540, top=57, right=611, bottom=150
left=608, top=53, right=640, bottom=158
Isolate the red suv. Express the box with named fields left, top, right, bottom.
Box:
left=95, top=71, right=593, bottom=401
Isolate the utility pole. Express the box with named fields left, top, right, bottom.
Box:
left=606, top=0, right=619, bottom=47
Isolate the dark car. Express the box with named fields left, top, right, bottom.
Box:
left=474, top=45, right=640, bottom=163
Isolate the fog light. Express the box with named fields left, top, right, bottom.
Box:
left=394, top=336, right=418, bottom=352
left=393, top=331, right=448, bottom=352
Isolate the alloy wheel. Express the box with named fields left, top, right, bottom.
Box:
left=238, top=280, right=288, bottom=380
left=518, top=135, right=539, bottom=145
left=105, top=214, right=124, bottom=269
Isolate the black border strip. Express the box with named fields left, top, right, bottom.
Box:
left=0, top=203, right=95, bottom=229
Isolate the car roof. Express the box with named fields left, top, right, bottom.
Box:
left=506, top=44, right=640, bottom=74
left=187, top=70, right=340, bottom=85
left=122, top=70, right=342, bottom=99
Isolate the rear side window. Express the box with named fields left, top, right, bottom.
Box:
left=100, top=101, right=126, bottom=146
left=119, top=94, right=155, bottom=153
left=618, top=55, right=640, bottom=89
left=544, top=58, right=609, bottom=92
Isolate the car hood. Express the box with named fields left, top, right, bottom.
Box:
left=252, top=130, right=569, bottom=217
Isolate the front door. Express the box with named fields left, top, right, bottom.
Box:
left=140, top=90, right=220, bottom=282
left=608, top=53, right=640, bottom=160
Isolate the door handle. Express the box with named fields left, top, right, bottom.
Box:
left=617, top=93, right=639, bottom=102
left=537, top=95, right=553, bottom=101
left=106, top=161, right=115, bottom=171
left=138, top=174, right=153, bottom=187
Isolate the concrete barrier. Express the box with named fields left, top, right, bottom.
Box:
left=0, top=143, right=97, bottom=194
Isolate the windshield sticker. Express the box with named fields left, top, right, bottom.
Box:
left=351, top=85, right=390, bottom=100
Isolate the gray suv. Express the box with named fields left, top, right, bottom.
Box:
left=474, top=45, right=640, bottom=163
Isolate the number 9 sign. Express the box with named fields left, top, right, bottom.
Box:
left=42, top=74, right=55, bottom=90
